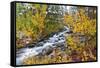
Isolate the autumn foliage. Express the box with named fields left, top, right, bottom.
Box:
left=16, top=3, right=97, bottom=65
left=64, top=8, right=97, bottom=62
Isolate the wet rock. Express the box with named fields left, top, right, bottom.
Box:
left=36, top=42, right=44, bottom=47
left=42, top=45, right=53, bottom=55
left=26, top=44, right=35, bottom=48
left=60, top=46, right=66, bottom=51
left=59, top=34, right=64, bottom=37
left=66, top=30, right=73, bottom=34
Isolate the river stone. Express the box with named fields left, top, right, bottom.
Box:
left=36, top=42, right=44, bottom=47
left=42, top=45, right=53, bottom=55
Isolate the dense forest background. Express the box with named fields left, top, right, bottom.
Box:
left=16, top=3, right=97, bottom=65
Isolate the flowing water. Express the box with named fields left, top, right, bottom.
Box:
left=16, top=26, right=70, bottom=65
